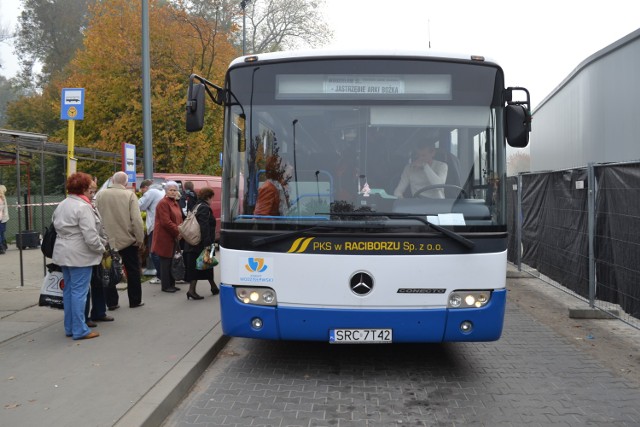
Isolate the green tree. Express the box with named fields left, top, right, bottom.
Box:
left=0, top=76, right=20, bottom=126
left=14, top=0, right=95, bottom=88
left=4, top=84, right=68, bottom=192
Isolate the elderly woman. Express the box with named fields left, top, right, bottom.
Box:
left=52, top=172, right=106, bottom=340
left=151, top=181, right=183, bottom=293
left=182, top=187, right=218, bottom=300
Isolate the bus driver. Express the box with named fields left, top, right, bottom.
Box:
left=393, top=139, right=448, bottom=199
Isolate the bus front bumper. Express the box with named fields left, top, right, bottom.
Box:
left=220, top=286, right=506, bottom=343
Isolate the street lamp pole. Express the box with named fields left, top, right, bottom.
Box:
left=241, top=0, right=251, bottom=55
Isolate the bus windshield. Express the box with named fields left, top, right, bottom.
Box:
left=223, top=57, right=506, bottom=232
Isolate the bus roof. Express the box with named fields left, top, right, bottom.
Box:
left=229, top=49, right=498, bottom=68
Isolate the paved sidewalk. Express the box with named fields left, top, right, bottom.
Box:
left=0, top=244, right=227, bottom=427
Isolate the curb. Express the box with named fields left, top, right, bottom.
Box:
left=114, top=322, right=230, bottom=427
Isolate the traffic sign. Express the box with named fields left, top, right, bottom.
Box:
left=61, top=88, right=85, bottom=120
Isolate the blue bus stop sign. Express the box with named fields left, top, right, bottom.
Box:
left=61, top=88, right=85, bottom=120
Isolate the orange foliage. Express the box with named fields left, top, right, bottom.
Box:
left=58, top=0, right=237, bottom=175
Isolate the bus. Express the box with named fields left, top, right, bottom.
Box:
left=186, top=50, right=530, bottom=343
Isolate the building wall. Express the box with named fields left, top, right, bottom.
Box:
left=531, top=28, right=640, bottom=171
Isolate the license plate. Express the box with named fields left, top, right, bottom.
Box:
left=329, top=329, right=392, bottom=344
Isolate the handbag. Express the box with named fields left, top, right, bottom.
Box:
left=96, top=248, right=124, bottom=287
left=196, top=245, right=218, bottom=270
left=172, top=246, right=185, bottom=280
left=41, top=222, right=57, bottom=258
left=178, top=203, right=203, bottom=246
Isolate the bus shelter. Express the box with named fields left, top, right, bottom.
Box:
left=0, top=128, right=121, bottom=286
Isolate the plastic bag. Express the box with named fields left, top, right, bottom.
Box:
left=172, top=249, right=185, bottom=280
left=39, top=263, right=64, bottom=309
left=196, top=245, right=218, bottom=270
left=97, top=249, right=123, bottom=287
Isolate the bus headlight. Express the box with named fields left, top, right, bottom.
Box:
left=448, top=291, right=491, bottom=309
left=236, top=287, right=277, bottom=306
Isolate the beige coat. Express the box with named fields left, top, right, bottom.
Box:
left=95, top=184, right=144, bottom=250
left=52, top=195, right=105, bottom=267
left=0, top=185, right=8, bottom=223
left=0, top=195, right=8, bottom=224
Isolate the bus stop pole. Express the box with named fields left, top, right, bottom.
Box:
left=67, top=120, right=75, bottom=177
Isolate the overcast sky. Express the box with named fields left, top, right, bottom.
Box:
left=2, top=0, right=639, bottom=109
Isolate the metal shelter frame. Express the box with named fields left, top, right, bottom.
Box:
left=0, top=128, right=121, bottom=286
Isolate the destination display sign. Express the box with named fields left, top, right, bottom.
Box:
left=276, top=74, right=451, bottom=100
left=323, top=75, right=405, bottom=95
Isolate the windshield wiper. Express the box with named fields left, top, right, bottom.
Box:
left=250, top=223, right=377, bottom=247
left=328, top=212, right=475, bottom=249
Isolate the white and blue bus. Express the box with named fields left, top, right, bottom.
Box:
left=186, top=50, right=530, bottom=343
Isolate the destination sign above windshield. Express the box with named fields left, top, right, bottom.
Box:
left=276, top=74, right=451, bottom=100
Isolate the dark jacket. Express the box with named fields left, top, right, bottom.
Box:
left=179, top=189, right=197, bottom=215
left=183, top=200, right=215, bottom=254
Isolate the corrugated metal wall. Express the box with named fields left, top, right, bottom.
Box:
left=531, top=28, right=640, bottom=171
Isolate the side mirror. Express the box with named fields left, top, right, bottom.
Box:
left=186, top=83, right=205, bottom=132
left=505, top=104, right=530, bottom=148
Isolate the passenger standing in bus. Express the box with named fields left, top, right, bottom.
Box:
left=254, top=155, right=290, bottom=216
left=393, top=139, right=448, bottom=199
left=152, top=181, right=183, bottom=293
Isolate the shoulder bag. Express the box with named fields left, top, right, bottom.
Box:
left=178, top=203, right=203, bottom=246
left=41, top=222, right=57, bottom=258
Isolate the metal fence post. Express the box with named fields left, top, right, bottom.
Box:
left=587, top=163, right=596, bottom=308
left=516, top=174, right=523, bottom=271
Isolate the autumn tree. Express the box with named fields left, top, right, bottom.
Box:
left=60, top=0, right=237, bottom=176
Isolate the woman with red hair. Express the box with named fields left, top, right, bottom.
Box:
left=52, top=172, right=106, bottom=340
left=254, top=155, right=291, bottom=216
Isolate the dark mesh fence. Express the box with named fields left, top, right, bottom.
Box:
left=594, top=164, right=640, bottom=319
left=508, top=162, right=640, bottom=323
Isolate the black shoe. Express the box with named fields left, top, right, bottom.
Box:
left=86, top=320, right=98, bottom=328
left=162, top=288, right=177, bottom=293
left=93, top=315, right=114, bottom=322
left=210, top=285, right=219, bottom=295
left=186, top=291, right=204, bottom=300
left=130, top=301, right=145, bottom=308
left=107, top=305, right=120, bottom=311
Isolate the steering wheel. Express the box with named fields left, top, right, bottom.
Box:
left=412, top=184, right=468, bottom=199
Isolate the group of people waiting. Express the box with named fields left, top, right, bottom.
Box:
left=51, top=171, right=218, bottom=340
